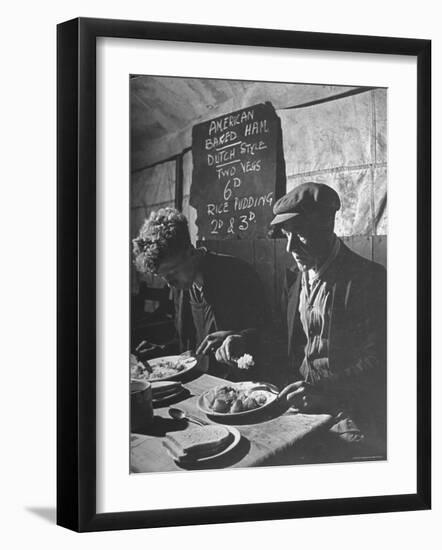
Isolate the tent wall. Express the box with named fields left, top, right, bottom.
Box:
left=130, top=84, right=387, bottom=318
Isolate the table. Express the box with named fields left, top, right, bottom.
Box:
left=131, top=373, right=334, bottom=472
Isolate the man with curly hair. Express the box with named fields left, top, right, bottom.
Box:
left=133, top=207, right=269, bottom=379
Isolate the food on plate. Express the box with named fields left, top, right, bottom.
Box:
left=230, top=399, right=244, bottom=414
left=243, top=396, right=259, bottom=410
left=212, top=398, right=231, bottom=413
left=130, top=353, right=150, bottom=373
left=130, top=353, right=194, bottom=381
left=163, top=425, right=232, bottom=462
left=203, top=384, right=271, bottom=414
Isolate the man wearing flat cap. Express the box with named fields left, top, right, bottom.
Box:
left=274, top=182, right=387, bottom=456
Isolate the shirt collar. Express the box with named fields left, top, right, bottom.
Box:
left=308, top=235, right=341, bottom=284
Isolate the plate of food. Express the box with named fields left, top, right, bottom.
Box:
left=130, top=353, right=198, bottom=382
left=197, top=381, right=280, bottom=419
left=163, top=424, right=241, bottom=465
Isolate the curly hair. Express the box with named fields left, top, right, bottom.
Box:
left=132, top=207, right=191, bottom=274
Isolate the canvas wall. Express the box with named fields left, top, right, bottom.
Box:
left=130, top=86, right=387, bottom=301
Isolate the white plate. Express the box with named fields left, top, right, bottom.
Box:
left=137, top=355, right=198, bottom=382
left=197, top=382, right=279, bottom=420
left=173, top=426, right=242, bottom=466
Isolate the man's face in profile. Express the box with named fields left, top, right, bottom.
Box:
left=280, top=213, right=334, bottom=272
left=156, top=248, right=197, bottom=290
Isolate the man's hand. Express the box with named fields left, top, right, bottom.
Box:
left=214, top=334, right=247, bottom=366
left=195, top=331, right=235, bottom=356
left=279, top=380, right=334, bottom=413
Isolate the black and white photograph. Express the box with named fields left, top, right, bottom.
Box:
left=129, top=77, right=387, bottom=473
left=0, top=0, right=436, bottom=542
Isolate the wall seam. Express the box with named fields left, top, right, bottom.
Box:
left=287, top=161, right=386, bottom=180
left=370, top=90, right=377, bottom=244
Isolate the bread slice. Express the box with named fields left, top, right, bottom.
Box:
left=163, top=425, right=232, bottom=461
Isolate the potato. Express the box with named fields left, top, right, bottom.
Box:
left=212, top=398, right=230, bottom=413
left=243, top=397, right=259, bottom=411
left=231, top=399, right=244, bottom=413
left=254, top=393, right=267, bottom=406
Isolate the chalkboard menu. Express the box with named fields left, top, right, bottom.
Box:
left=190, top=102, right=285, bottom=239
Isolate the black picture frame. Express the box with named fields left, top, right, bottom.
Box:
left=57, top=17, right=431, bottom=532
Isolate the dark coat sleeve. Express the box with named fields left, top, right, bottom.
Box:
left=228, top=259, right=270, bottom=351
left=320, top=261, right=387, bottom=435
left=326, top=262, right=386, bottom=389
left=206, top=254, right=271, bottom=359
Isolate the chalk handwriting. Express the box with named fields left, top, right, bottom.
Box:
left=208, top=110, right=254, bottom=136
left=234, top=192, right=273, bottom=211
left=207, top=202, right=229, bottom=216
left=239, top=140, right=267, bottom=155
left=205, top=131, right=238, bottom=150
left=240, top=159, right=261, bottom=173
left=210, top=218, right=224, bottom=234
left=244, top=120, right=269, bottom=137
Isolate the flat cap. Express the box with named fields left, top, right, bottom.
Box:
left=270, top=182, right=341, bottom=226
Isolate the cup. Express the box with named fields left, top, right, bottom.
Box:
left=130, top=379, right=153, bottom=432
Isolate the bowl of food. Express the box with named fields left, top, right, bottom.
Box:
left=130, top=353, right=198, bottom=382
left=197, top=382, right=280, bottom=419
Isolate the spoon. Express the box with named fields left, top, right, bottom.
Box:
left=168, top=407, right=208, bottom=426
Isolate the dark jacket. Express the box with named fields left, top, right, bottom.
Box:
left=284, top=241, right=387, bottom=438
left=173, top=250, right=270, bottom=368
